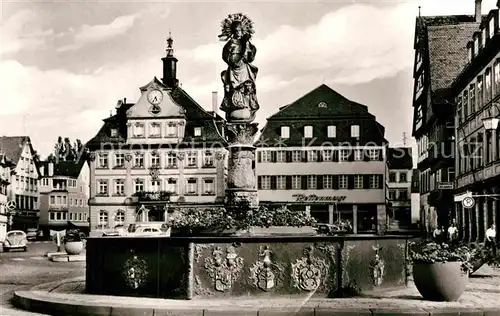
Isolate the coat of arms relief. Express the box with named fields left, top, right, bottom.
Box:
left=204, top=246, right=244, bottom=292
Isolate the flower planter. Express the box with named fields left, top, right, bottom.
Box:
left=413, top=262, right=468, bottom=301
left=65, top=241, right=84, bottom=255
left=470, top=259, right=485, bottom=274
left=242, top=226, right=316, bottom=236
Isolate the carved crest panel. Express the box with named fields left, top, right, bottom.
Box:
left=249, top=246, right=285, bottom=291
left=369, top=244, right=385, bottom=287
left=204, top=246, right=244, bottom=292
left=122, top=253, right=149, bottom=290
left=291, top=246, right=328, bottom=292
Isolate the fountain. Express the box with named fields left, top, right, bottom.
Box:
left=86, top=13, right=415, bottom=300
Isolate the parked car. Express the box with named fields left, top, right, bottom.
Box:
left=26, top=228, right=38, bottom=241
left=102, top=225, right=127, bottom=237
left=3, top=230, right=28, bottom=252
left=127, top=223, right=170, bottom=236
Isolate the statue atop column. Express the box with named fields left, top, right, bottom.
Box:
left=219, top=13, right=260, bottom=123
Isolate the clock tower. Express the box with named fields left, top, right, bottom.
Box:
left=161, top=32, right=179, bottom=88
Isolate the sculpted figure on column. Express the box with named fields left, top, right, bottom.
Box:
left=219, top=13, right=260, bottom=123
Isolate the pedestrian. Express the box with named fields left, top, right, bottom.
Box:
left=448, top=224, right=458, bottom=243
left=433, top=226, right=444, bottom=242
left=485, top=224, right=496, bottom=256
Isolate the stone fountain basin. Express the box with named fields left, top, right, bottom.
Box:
left=86, top=234, right=416, bottom=299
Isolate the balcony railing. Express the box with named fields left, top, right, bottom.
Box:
left=133, top=191, right=173, bottom=202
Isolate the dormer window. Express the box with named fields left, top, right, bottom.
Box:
left=194, top=127, right=202, bottom=137
left=304, top=126, right=313, bottom=138
left=474, top=37, right=479, bottom=55
left=110, top=128, right=118, bottom=138
left=166, top=123, right=177, bottom=137
left=318, top=102, right=327, bottom=108
left=327, top=125, right=336, bottom=138
left=351, top=125, right=360, bottom=138
left=133, top=123, right=145, bottom=138
left=150, top=123, right=161, bottom=137
left=489, top=17, right=495, bottom=39
left=281, top=126, right=290, bottom=139
left=468, top=44, right=473, bottom=62
left=482, top=28, right=487, bottom=47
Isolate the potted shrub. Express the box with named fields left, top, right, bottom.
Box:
left=63, top=228, right=84, bottom=255
left=409, top=240, right=472, bottom=301
left=468, top=242, right=500, bottom=274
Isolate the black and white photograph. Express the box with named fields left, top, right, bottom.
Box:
left=0, top=0, right=499, bottom=315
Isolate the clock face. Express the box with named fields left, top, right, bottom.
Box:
left=147, top=89, right=163, bottom=105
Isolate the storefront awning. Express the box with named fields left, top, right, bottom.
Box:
left=68, top=221, right=89, bottom=228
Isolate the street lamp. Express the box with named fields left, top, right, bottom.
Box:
left=482, top=102, right=500, bottom=131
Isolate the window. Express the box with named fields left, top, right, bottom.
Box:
left=307, top=151, right=318, bottom=162
left=368, top=149, right=380, bottom=160
left=304, top=126, right=313, bottom=138
left=150, top=123, right=161, bottom=137
left=50, top=196, right=55, bottom=204
left=186, top=178, right=198, bottom=194
left=151, top=152, right=160, bottom=167
left=489, top=17, right=495, bottom=39
left=166, top=123, right=177, bottom=137
left=276, top=175, right=286, bottom=189
left=281, top=126, right=290, bottom=139
left=56, top=212, right=61, bottom=220
left=63, top=196, right=67, bottom=205
left=133, top=123, right=145, bottom=137
left=447, top=167, right=455, bottom=182
left=291, top=175, right=301, bottom=189
left=327, top=125, right=336, bottom=138
left=260, top=176, right=271, bottom=190
left=485, top=68, right=492, bottom=102
left=69, top=213, right=73, bottom=221
left=194, top=127, right=202, bottom=137
left=339, top=175, right=348, bottom=189
left=98, top=153, right=108, bottom=168
left=203, top=179, right=215, bottom=194
left=114, top=179, right=125, bottom=195
left=477, top=75, right=483, bottom=107
left=469, top=84, right=476, bottom=113
left=203, top=151, right=214, bottom=167
left=49, top=212, right=55, bottom=221
left=151, top=180, right=161, bottom=192
left=339, top=149, right=350, bottom=162
left=166, top=152, right=177, bottom=168
left=318, top=102, right=327, bottom=108
left=369, top=175, right=380, bottom=189
left=495, top=60, right=500, bottom=96
left=98, top=180, right=108, bottom=195
left=354, top=149, right=362, bottom=161
left=474, top=37, right=479, bottom=56
left=166, top=178, right=177, bottom=194
left=261, top=151, right=272, bottom=163
left=463, top=89, right=469, bottom=118
left=115, top=210, right=125, bottom=226
left=276, top=151, right=286, bottom=163
left=322, top=150, right=333, bottom=162
left=134, top=152, right=144, bottom=168
left=134, top=179, right=144, bottom=193
left=398, top=189, right=408, bottom=200
left=115, top=153, right=125, bottom=168
left=186, top=152, right=197, bottom=167
left=56, top=196, right=61, bottom=204
left=291, top=151, right=301, bottom=162
left=110, top=128, right=118, bottom=137
left=351, top=125, right=360, bottom=138
left=400, top=172, right=407, bottom=183
left=322, top=175, right=333, bottom=189
left=389, top=172, right=396, bottom=183
left=482, top=28, right=487, bottom=48
left=354, top=174, right=363, bottom=189
left=307, top=175, right=317, bottom=189
left=98, top=211, right=108, bottom=227
left=389, top=190, right=397, bottom=200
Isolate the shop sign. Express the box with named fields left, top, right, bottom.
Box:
left=292, top=194, right=347, bottom=203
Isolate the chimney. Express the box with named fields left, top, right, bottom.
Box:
left=475, top=0, right=482, bottom=23
left=212, top=91, right=218, bottom=117
left=48, top=162, right=54, bottom=176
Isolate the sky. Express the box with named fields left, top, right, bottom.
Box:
left=1, top=0, right=499, bottom=161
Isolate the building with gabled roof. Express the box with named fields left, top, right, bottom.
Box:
left=38, top=158, right=89, bottom=236
left=85, top=35, right=227, bottom=235
left=411, top=1, right=486, bottom=233
left=255, top=84, right=389, bottom=234
left=0, top=153, right=15, bottom=239
left=0, top=136, right=41, bottom=232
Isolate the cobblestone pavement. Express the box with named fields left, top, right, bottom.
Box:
left=12, top=265, right=500, bottom=315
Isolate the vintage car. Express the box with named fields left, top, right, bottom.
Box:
left=3, top=230, right=28, bottom=252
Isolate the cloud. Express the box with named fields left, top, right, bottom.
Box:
left=1, top=9, right=54, bottom=55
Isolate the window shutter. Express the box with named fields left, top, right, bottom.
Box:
left=286, top=176, right=292, bottom=189
left=332, top=175, right=339, bottom=190
left=301, top=175, right=308, bottom=189
left=317, top=150, right=323, bottom=162
left=270, top=176, right=277, bottom=190
left=317, top=175, right=323, bottom=189
left=302, top=151, right=308, bottom=162
left=286, top=151, right=292, bottom=163
left=257, top=151, right=262, bottom=163
left=333, top=149, right=339, bottom=162
left=378, top=175, right=383, bottom=188
left=378, top=149, right=384, bottom=161
left=271, top=151, right=277, bottom=163
left=347, top=175, right=354, bottom=189
left=363, top=175, right=370, bottom=189
left=257, top=176, right=262, bottom=190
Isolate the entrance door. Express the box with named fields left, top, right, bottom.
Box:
left=148, top=206, right=164, bottom=222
